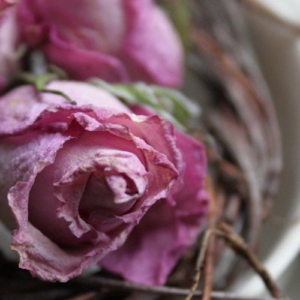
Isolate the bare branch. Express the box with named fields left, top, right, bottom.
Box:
left=74, top=276, right=287, bottom=300
left=185, top=229, right=213, bottom=300
left=217, top=222, right=282, bottom=299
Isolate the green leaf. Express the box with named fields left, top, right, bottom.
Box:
left=18, top=72, right=76, bottom=105
left=90, top=79, right=201, bottom=131
left=18, top=72, right=56, bottom=90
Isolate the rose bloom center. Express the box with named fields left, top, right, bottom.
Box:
left=28, top=133, right=148, bottom=248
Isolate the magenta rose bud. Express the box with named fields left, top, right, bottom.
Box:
left=0, top=6, right=20, bottom=92
left=16, top=0, right=183, bottom=86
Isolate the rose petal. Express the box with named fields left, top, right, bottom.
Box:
left=17, top=0, right=125, bottom=51
left=44, top=31, right=130, bottom=82
left=0, top=81, right=129, bottom=136
left=101, top=131, right=208, bottom=285
left=0, top=132, right=87, bottom=281
left=120, top=0, right=183, bottom=86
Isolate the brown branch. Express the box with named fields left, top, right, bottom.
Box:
left=74, top=276, right=287, bottom=300
left=217, top=222, right=282, bottom=299
left=192, top=28, right=263, bottom=248
left=202, top=232, right=215, bottom=300
left=185, top=229, right=213, bottom=300
left=242, top=0, right=300, bottom=36
left=202, top=176, right=220, bottom=300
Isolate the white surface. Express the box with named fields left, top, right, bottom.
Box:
left=257, top=0, right=300, bottom=25
left=231, top=1, right=300, bottom=297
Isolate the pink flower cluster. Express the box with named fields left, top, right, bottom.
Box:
left=0, top=0, right=208, bottom=286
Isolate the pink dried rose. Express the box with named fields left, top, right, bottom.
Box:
left=101, top=128, right=209, bottom=285
left=0, top=6, right=20, bottom=92
left=0, top=81, right=207, bottom=284
left=16, top=0, right=183, bottom=86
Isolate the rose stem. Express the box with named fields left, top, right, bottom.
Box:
left=202, top=231, right=215, bottom=300
left=39, top=89, right=77, bottom=105
left=217, top=222, right=282, bottom=299
left=74, top=276, right=287, bottom=300
left=200, top=176, right=220, bottom=300
left=185, top=229, right=213, bottom=300
left=185, top=169, right=223, bottom=300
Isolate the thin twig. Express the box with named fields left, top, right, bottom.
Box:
left=74, top=276, right=287, bottom=300
left=242, top=0, right=300, bottom=36
left=185, top=229, right=213, bottom=300
left=217, top=222, right=282, bottom=299
left=192, top=27, right=263, bottom=248
left=202, top=232, right=215, bottom=300
left=202, top=177, right=219, bottom=300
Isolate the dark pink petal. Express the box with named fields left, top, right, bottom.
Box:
left=43, top=37, right=130, bottom=82
left=174, top=130, right=208, bottom=215
left=101, top=131, right=208, bottom=285
left=17, top=0, right=129, bottom=82
left=17, top=0, right=125, bottom=51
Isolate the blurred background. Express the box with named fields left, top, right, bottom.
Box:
left=232, top=0, right=300, bottom=298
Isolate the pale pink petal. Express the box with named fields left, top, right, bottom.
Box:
left=0, top=132, right=85, bottom=281
left=0, top=81, right=129, bottom=135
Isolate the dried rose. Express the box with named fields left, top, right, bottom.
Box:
left=101, top=126, right=209, bottom=285
left=0, top=81, right=207, bottom=284
left=16, top=0, right=183, bottom=86
left=0, top=6, right=19, bottom=92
